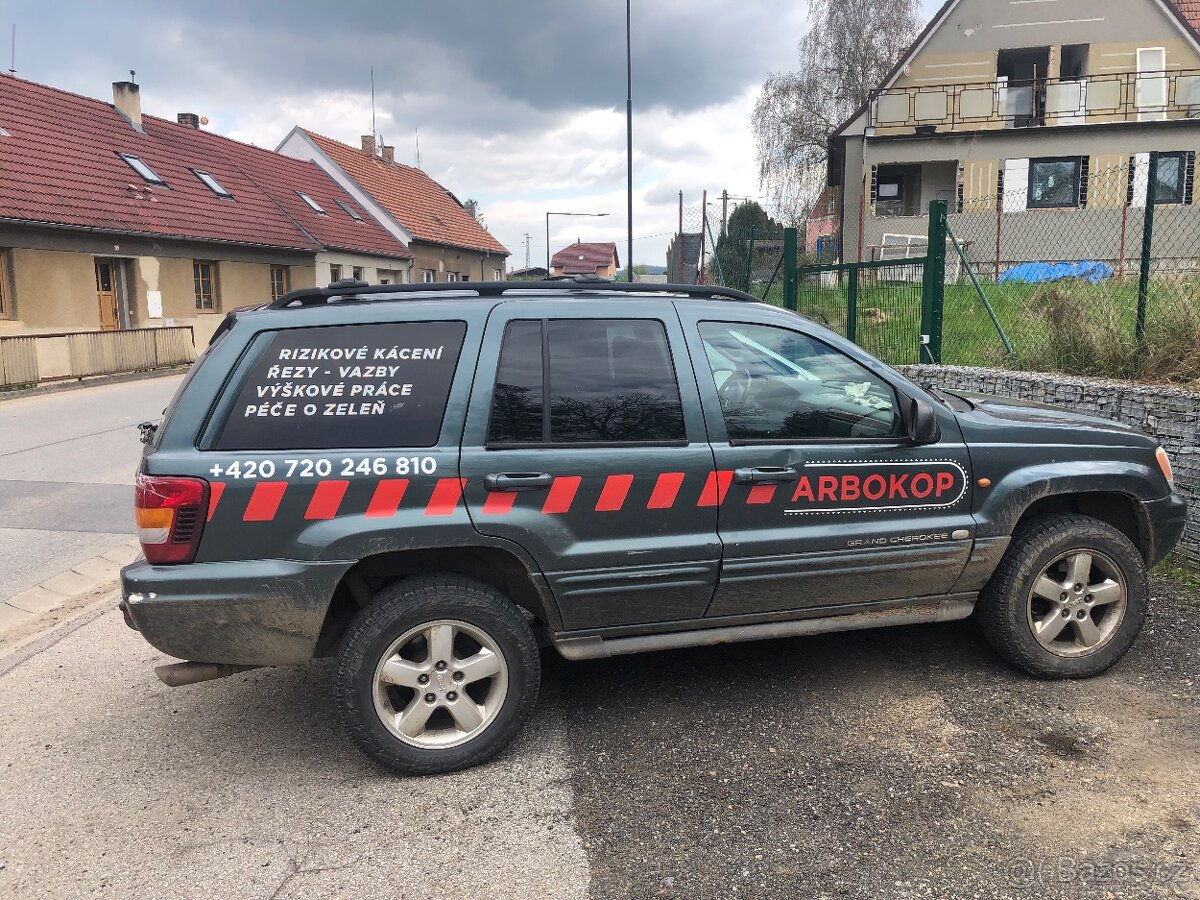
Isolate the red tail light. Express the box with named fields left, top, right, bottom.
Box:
left=135, top=474, right=209, bottom=564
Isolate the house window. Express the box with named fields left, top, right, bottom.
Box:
left=192, top=169, right=233, bottom=199
left=379, top=278, right=390, bottom=285
left=352, top=266, right=364, bottom=281
left=1028, top=157, right=1083, bottom=209
left=1154, top=152, right=1193, bottom=204
left=422, top=270, right=435, bottom=283
left=270, top=265, right=289, bottom=302
left=329, top=264, right=343, bottom=282
left=297, top=192, right=327, bottom=214
left=335, top=199, right=365, bottom=222
left=447, top=272, right=459, bottom=282
left=193, top=261, right=219, bottom=311
left=118, top=153, right=166, bottom=186
left=493, top=268, right=503, bottom=281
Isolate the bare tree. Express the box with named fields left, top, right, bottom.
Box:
left=752, top=0, right=921, bottom=220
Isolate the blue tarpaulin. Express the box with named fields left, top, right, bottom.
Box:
left=998, top=261, right=1115, bottom=285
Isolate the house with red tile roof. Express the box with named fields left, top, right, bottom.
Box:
left=0, top=76, right=411, bottom=343
left=277, top=129, right=508, bottom=284
left=550, top=242, right=620, bottom=278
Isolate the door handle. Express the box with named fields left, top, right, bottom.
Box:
left=484, top=472, right=555, bottom=492
left=733, top=466, right=799, bottom=485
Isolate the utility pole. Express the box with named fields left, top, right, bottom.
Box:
left=625, top=0, right=634, bottom=283
left=523, top=233, right=531, bottom=269
left=721, top=189, right=729, bottom=238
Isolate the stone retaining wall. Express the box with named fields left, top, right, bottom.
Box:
left=899, top=365, right=1199, bottom=568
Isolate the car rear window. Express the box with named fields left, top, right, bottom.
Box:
left=215, top=321, right=466, bottom=450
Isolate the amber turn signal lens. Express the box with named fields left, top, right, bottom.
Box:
left=1156, top=447, right=1174, bottom=486
left=977, top=477, right=991, bottom=488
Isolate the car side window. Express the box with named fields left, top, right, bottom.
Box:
left=697, top=321, right=902, bottom=441
left=487, top=318, right=686, bottom=445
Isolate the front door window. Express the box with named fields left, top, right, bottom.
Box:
left=697, top=322, right=901, bottom=441
left=95, top=259, right=118, bottom=331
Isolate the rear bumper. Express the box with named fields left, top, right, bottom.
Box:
left=1144, top=491, right=1188, bottom=568
left=120, top=558, right=350, bottom=665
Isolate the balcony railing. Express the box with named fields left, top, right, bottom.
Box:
left=868, top=69, right=1200, bottom=131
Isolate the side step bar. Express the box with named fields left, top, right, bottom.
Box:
left=552, top=598, right=975, bottom=661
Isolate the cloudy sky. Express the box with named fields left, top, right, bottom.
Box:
left=6, top=0, right=941, bottom=269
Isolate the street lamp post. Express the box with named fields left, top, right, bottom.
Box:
left=546, top=211, right=610, bottom=275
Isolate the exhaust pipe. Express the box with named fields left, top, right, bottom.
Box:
left=155, top=662, right=262, bottom=687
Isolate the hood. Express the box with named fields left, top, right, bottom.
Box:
left=944, top=389, right=1152, bottom=447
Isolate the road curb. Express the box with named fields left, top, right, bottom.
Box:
left=0, top=366, right=188, bottom=404
left=0, top=537, right=140, bottom=650
left=0, top=588, right=118, bottom=679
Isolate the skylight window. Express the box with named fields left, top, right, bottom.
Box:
left=192, top=169, right=233, bottom=199
left=0, top=126, right=9, bottom=137
left=335, top=199, right=365, bottom=222
left=297, top=192, right=327, bottom=214
left=118, top=152, right=166, bottom=186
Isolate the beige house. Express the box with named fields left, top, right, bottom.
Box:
left=0, top=77, right=411, bottom=347
left=831, top=0, right=1200, bottom=265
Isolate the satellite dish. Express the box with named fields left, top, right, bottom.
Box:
left=200, top=116, right=209, bottom=126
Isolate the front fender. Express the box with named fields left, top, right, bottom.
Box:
left=973, top=459, right=1163, bottom=540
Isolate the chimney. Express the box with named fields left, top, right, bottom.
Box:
left=177, top=112, right=200, bottom=128
left=361, top=134, right=376, bottom=155
left=112, top=81, right=142, bottom=132
left=381, top=145, right=395, bottom=163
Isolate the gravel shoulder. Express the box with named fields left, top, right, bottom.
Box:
left=556, top=576, right=1200, bottom=900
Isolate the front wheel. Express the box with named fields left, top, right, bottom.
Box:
left=334, top=574, right=541, bottom=775
left=977, top=514, right=1148, bottom=679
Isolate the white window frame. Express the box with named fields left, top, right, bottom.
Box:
left=421, top=269, right=435, bottom=283
left=1136, top=48, right=1168, bottom=121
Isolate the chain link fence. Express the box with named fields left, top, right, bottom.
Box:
left=865, top=156, right=1200, bottom=384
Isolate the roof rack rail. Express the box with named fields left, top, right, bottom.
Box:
left=270, top=274, right=763, bottom=309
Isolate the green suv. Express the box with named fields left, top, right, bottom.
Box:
left=121, top=278, right=1187, bottom=775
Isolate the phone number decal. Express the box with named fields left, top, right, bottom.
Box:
left=208, top=456, right=439, bottom=480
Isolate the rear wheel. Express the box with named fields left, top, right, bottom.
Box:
left=977, top=514, right=1147, bottom=678
left=334, top=574, right=540, bottom=775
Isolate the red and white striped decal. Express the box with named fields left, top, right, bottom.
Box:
left=595, top=474, right=634, bottom=512
left=243, top=481, right=287, bottom=521
left=746, top=484, right=777, bottom=505
left=304, top=479, right=349, bottom=520
left=207, top=482, right=226, bottom=522
left=365, top=479, right=409, bottom=517
left=424, top=478, right=466, bottom=516
left=542, top=476, right=581, bottom=514
left=481, top=490, right=518, bottom=515
left=697, top=470, right=734, bottom=507
left=646, top=472, right=685, bottom=510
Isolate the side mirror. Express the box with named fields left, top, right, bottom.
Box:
left=904, top=396, right=942, bottom=445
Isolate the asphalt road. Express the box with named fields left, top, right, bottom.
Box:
left=1, top=578, right=1197, bottom=899
left=0, top=376, right=182, bottom=600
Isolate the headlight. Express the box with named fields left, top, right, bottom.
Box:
left=1155, top=447, right=1174, bottom=486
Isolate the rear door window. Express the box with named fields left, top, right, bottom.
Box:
left=487, top=318, right=686, bottom=445
left=215, top=321, right=466, bottom=450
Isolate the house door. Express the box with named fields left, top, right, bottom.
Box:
left=95, top=259, right=119, bottom=331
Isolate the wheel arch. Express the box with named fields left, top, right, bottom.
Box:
left=1012, top=491, right=1150, bottom=562
left=314, top=544, right=561, bottom=657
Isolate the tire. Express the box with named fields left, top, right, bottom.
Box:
left=334, top=574, right=540, bottom=775
left=977, top=514, right=1148, bottom=679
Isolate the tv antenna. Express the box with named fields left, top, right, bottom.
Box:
left=523, top=233, right=531, bottom=268
left=414, top=128, right=422, bottom=169
left=370, top=66, right=376, bottom=145
left=9, top=24, right=16, bottom=75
